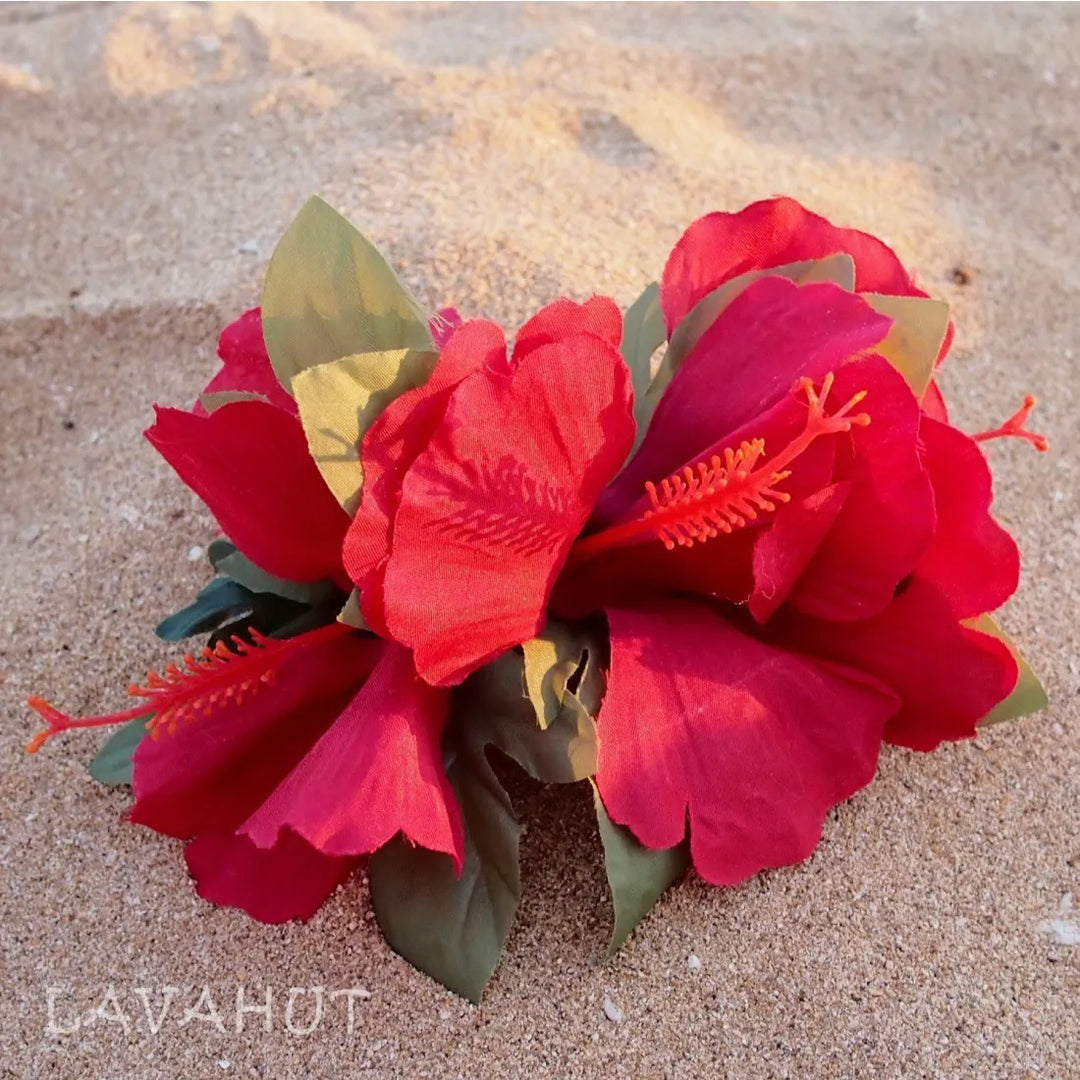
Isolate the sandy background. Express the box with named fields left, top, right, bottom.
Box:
left=1, top=2, right=1077, bottom=1077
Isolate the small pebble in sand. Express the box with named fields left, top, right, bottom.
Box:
left=602, top=995, right=623, bottom=1023
left=187, top=545, right=205, bottom=562
left=687, top=953, right=702, bottom=972
left=237, top=240, right=259, bottom=255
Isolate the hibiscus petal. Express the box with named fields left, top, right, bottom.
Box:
left=185, top=828, right=356, bottom=924
left=781, top=577, right=1019, bottom=750
left=130, top=630, right=381, bottom=838
left=597, top=600, right=898, bottom=886
left=751, top=482, right=850, bottom=623
left=788, top=357, right=936, bottom=620
left=512, top=296, right=622, bottom=358
left=660, top=196, right=925, bottom=333
left=146, top=399, right=350, bottom=586
left=382, top=333, right=636, bottom=684
left=343, top=319, right=508, bottom=633
left=242, top=642, right=465, bottom=870
left=597, top=276, right=891, bottom=523
left=197, top=308, right=297, bottom=416
left=917, top=417, right=1020, bottom=618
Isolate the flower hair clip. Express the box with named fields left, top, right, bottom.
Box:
left=29, top=196, right=1048, bottom=1002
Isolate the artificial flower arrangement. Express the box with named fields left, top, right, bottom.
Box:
left=28, top=196, right=1048, bottom=1003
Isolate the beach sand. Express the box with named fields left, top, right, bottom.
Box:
left=1, top=3, right=1077, bottom=1076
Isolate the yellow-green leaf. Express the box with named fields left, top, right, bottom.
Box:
left=292, top=348, right=437, bottom=512
left=639, top=254, right=855, bottom=449
left=337, top=588, right=367, bottom=629
left=199, top=390, right=270, bottom=413
left=969, top=614, right=1048, bottom=726
left=262, top=196, right=434, bottom=390
left=864, top=293, right=950, bottom=399
left=621, top=281, right=666, bottom=431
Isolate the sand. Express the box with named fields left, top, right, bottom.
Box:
left=1, top=2, right=1078, bottom=1076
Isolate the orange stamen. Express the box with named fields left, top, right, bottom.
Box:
left=568, top=372, right=869, bottom=565
left=972, top=394, right=1049, bottom=452
left=25, top=621, right=353, bottom=754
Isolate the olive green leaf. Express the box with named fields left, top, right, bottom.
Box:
left=638, top=254, right=856, bottom=449
left=369, top=736, right=522, bottom=1005
left=262, top=196, right=434, bottom=391
left=369, top=647, right=604, bottom=1002
left=460, top=651, right=597, bottom=784
left=864, top=293, right=950, bottom=399
left=970, top=614, right=1048, bottom=726
left=207, top=539, right=336, bottom=606
left=89, top=717, right=150, bottom=786
left=336, top=588, right=368, bottom=630
left=292, top=347, right=437, bottom=512
left=593, top=783, right=689, bottom=956
left=198, top=390, right=270, bottom=413
left=621, top=282, right=666, bottom=430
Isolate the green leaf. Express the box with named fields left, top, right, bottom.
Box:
left=970, top=614, right=1048, bottom=726
left=207, top=540, right=336, bottom=606
left=620, top=282, right=666, bottom=431
left=155, top=577, right=256, bottom=640
left=369, top=738, right=521, bottom=1005
left=593, top=784, right=689, bottom=955
left=520, top=616, right=606, bottom=738
left=459, top=651, right=597, bottom=784
left=198, top=390, right=270, bottom=413
left=88, top=717, right=150, bottom=786
left=864, top=293, right=949, bottom=399
left=637, top=254, right=856, bottom=450
left=292, top=347, right=437, bottom=513
left=262, top=195, right=434, bottom=391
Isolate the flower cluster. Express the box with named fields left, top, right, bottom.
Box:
left=29, top=196, right=1047, bottom=1002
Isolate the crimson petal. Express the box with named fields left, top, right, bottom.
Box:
left=343, top=319, right=508, bottom=634
left=597, top=600, right=898, bottom=886
left=146, top=399, right=350, bottom=586
left=780, top=577, right=1019, bottom=750
left=660, top=196, right=926, bottom=333
left=185, top=828, right=356, bottom=924
left=788, top=357, right=935, bottom=621
left=130, top=630, right=381, bottom=838
left=382, top=332, right=635, bottom=685
left=197, top=307, right=297, bottom=416
left=242, top=642, right=464, bottom=870
left=597, top=277, right=891, bottom=523
left=917, top=417, right=1020, bottom=618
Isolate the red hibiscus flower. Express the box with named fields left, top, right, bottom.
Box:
left=347, top=197, right=1046, bottom=887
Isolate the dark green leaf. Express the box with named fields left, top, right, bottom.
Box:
left=594, top=785, right=688, bottom=955
left=369, top=739, right=521, bottom=1005
left=971, top=615, right=1049, bottom=726
left=262, top=196, right=434, bottom=390
left=88, top=717, right=150, bottom=786
left=155, top=577, right=256, bottom=641
left=620, top=282, right=666, bottom=432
